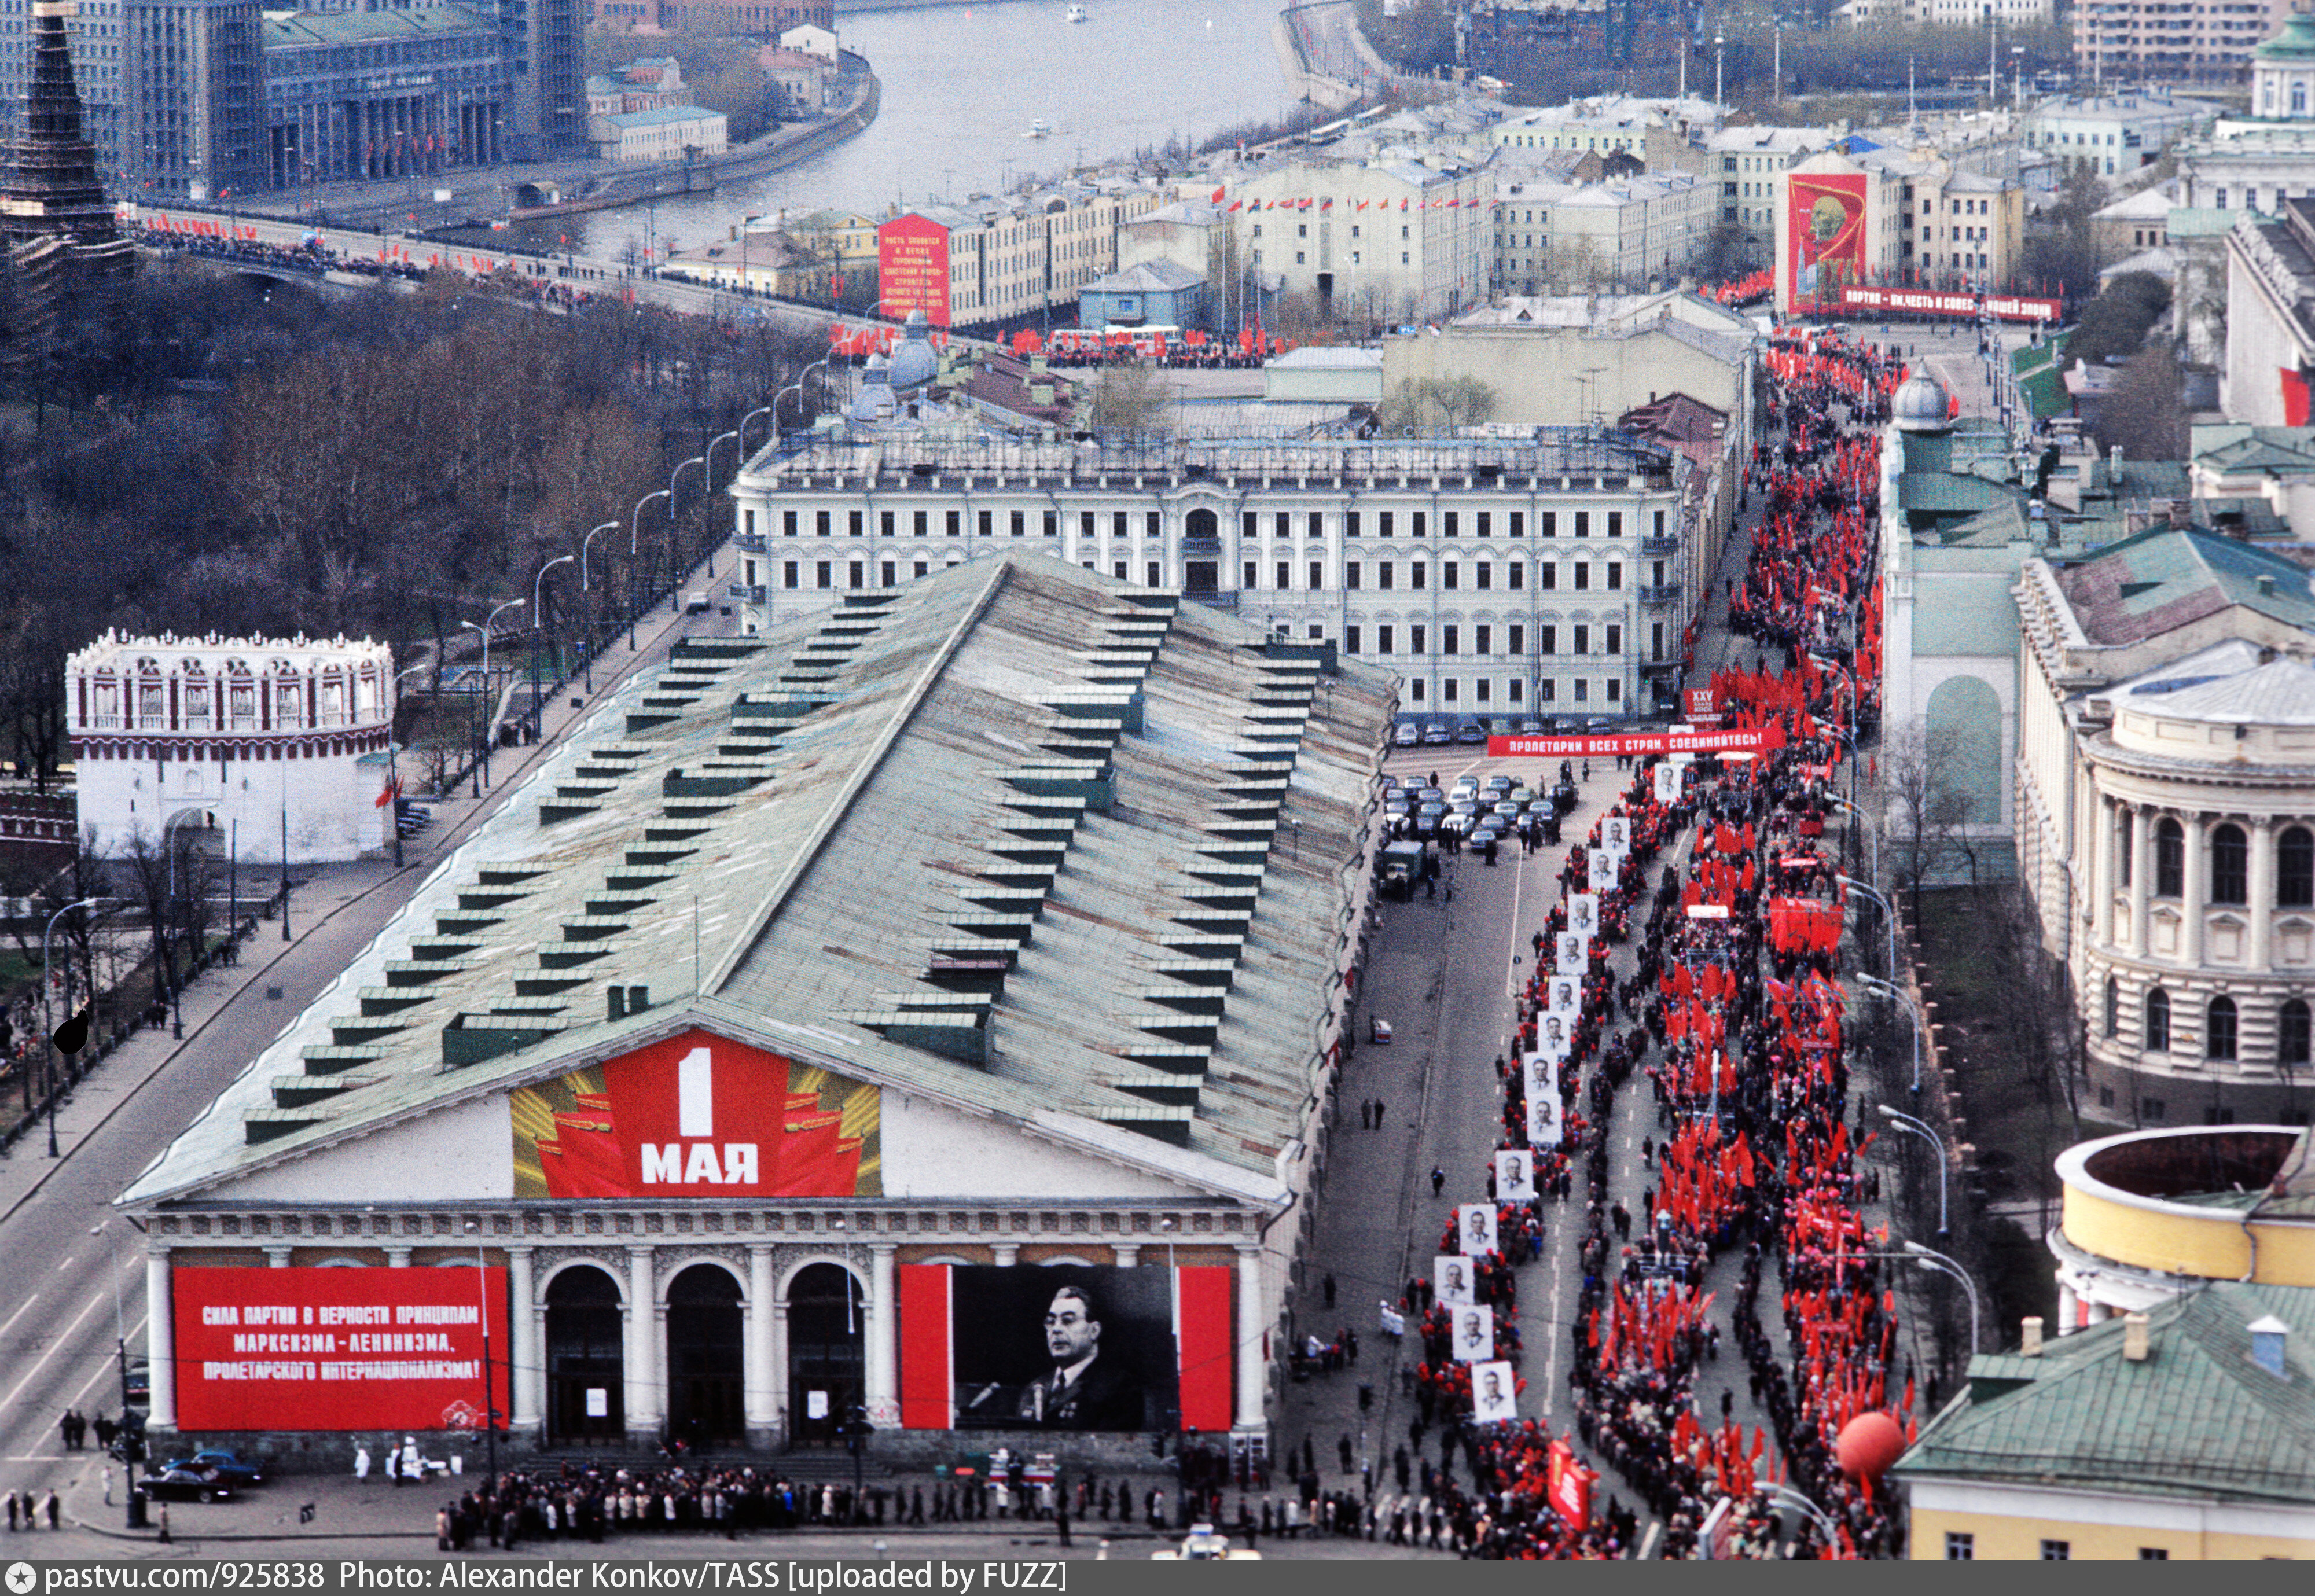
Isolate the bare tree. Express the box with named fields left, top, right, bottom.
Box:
left=1375, top=376, right=1500, bottom=437
left=1879, top=717, right=1969, bottom=925
left=1082, top=362, right=1173, bottom=441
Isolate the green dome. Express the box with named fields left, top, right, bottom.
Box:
left=2257, top=10, right=2315, bottom=61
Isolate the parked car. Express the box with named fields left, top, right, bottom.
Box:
left=1391, top=723, right=1420, bottom=748
left=1455, top=723, right=1487, bottom=745
left=1514, top=718, right=1544, bottom=734
left=141, top=1468, right=234, bottom=1504
left=1420, top=724, right=1454, bottom=746
left=156, top=1449, right=264, bottom=1487
left=1484, top=775, right=1513, bottom=794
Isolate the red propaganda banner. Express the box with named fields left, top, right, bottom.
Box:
left=1838, top=285, right=2061, bottom=324
left=1684, top=688, right=1719, bottom=726
left=1788, top=172, right=1868, bottom=312
left=510, top=1029, right=880, bottom=1200
left=876, top=213, right=950, bottom=328
left=1547, top=1439, right=1592, bottom=1529
left=1487, top=728, right=1771, bottom=759
left=174, top=1267, right=506, bottom=1432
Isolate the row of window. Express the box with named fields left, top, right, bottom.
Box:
left=2121, top=818, right=2315, bottom=907
left=2107, top=981, right=2313, bottom=1065
left=755, top=508, right=1669, bottom=540
left=1944, top=1534, right=2166, bottom=1559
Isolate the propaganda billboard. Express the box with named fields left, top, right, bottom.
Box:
left=878, top=213, right=952, bottom=328
left=896, top=1264, right=1230, bottom=1433
left=173, top=1266, right=508, bottom=1432
left=1788, top=172, right=1869, bottom=312
left=509, top=1028, right=880, bottom=1200
left=1837, top=285, right=2062, bottom=323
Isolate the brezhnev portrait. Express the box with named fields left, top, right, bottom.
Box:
left=949, top=1266, right=1174, bottom=1430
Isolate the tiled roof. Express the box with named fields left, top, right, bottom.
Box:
left=1894, top=1282, right=2315, bottom=1505
left=2052, top=527, right=2315, bottom=644
left=122, top=554, right=1395, bottom=1206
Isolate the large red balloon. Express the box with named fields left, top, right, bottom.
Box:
left=1836, top=1410, right=1906, bottom=1484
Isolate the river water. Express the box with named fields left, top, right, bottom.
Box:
left=564, top=0, right=1292, bottom=258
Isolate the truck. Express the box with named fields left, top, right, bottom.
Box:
left=1377, top=839, right=1427, bottom=899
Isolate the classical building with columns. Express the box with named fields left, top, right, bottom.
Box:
left=2016, top=528, right=2315, bottom=1127
left=119, top=551, right=1391, bottom=1465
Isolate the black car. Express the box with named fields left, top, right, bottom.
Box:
left=1455, top=723, right=1487, bottom=745
left=141, top=1468, right=234, bottom=1503
left=156, top=1449, right=264, bottom=1487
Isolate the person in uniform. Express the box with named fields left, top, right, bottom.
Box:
left=1017, top=1286, right=1142, bottom=1429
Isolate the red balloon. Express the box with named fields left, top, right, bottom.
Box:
left=1836, top=1410, right=1906, bottom=1484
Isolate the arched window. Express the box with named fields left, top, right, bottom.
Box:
left=2283, top=999, right=2312, bottom=1068
left=2104, top=976, right=2119, bottom=1039
left=2211, top=823, right=2248, bottom=904
left=2146, top=987, right=2171, bottom=1052
left=2155, top=818, right=2185, bottom=897
left=2281, top=826, right=2314, bottom=907
left=2209, top=995, right=2238, bottom=1061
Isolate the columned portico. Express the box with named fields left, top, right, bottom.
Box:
left=146, top=1248, right=176, bottom=1432
left=1233, top=1246, right=1267, bottom=1435
left=746, top=1245, right=778, bottom=1441
left=866, top=1244, right=898, bottom=1429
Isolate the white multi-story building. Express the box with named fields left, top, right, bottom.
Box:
left=2074, top=0, right=2290, bottom=87
left=877, top=182, right=1171, bottom=329
left=66, top=631, right=398, bottom=865
left=2021, top=91, right=2221, bottom=178
left=1227, top=156, right=1493, bottom=325
left=725, top=432, right=1696, bottom=722
left=1491, top=170, right=1713, bottom=292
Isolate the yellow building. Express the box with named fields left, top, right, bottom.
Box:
left=1893, top=1126, right=2315, bottom=1558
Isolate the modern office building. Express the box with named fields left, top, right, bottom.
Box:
left=260, top=5, right=509, bottom=189
left=2073, top=0, right=2294, bottom=88
left=725, top=426, right=1695, bottom=723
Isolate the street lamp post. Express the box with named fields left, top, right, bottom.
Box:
left=579, top=521, right=619, bottom=693
left=42, top=896, right=108, bottom=1156
left=461, top=600, right=526, bottom=789
left=1902, top=1239, right=1980, bottom=1354
left=93, top=1222, right=130, bottom=1409
left=464, top=1220, right=499, bottom=1494
left=1879, top=1103, right=1950, bottom=1235
left=160, top=810, right=201, bottom=1041
left=1825, top=795, right=1877, bottom=887
left=1836, top=873, right=1899, bottom=983
left=666, top=456, right=707, bottom=613
left=776, top=356, right=831, bottom=434
left=701, top=430, right=740, bottom=579
left=629, top=489, right=671, bottom=649
left=737, top=402, right=776, bottom=456
left=1859, top=972, right=1926, bottom=1095
left=532, top=554, right=575, bottom=740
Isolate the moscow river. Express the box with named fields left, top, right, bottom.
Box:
left=565, top=0, right=1294, bottom=258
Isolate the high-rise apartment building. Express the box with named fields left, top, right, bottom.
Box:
left=2074, top=0, right=2291, bottom=86
left=124, top=0, right=264, bottom=199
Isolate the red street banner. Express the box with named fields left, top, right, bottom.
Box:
left=1487, top=728, right=1771, bottom=759
left=1548, top=1438, right=1593, bottom=1528
left=1836, top=285, right=2062, bottom=323
left=174, top=1266, right=508, bottom=1432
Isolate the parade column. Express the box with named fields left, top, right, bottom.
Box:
left=146, top=1248, right=176, bottom=1432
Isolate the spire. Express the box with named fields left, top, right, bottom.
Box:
left=2, top=1, right=123, bottom=256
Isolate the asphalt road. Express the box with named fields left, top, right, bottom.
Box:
left=0, top=568, right=731, bottom=1544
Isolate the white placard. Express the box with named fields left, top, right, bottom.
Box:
left=1556, top=932, right=1588, bottom=976
left=1457, top=1202, right=1499, bottom=1259
left=1494, top=1148, right=1536, bottom=1201
left=1435, top=1254, right=1477, bottom=1307
left=806, top=1389, right=829, bottom=1420
left=585, top=1388, right=608, bottom=1418
left=1527, top=1089, right=1563, bottom=1148
left=1587, top=849, right=1618, bottom=891
left=1471, top=1359, right=1519, bottom=1425
left=1524, top=1051, right=1559, bottom=1103
left=1548, top=974, right=1581, bottom=1015
left=1535, top=1010, right=1573, bottom=1056
left=1453, top=1304, right=1495, bottom=1363
left=1568, top=893, right=1599, bottom=939
left=1654, top=763, right=1681, bottom=804
left=1603, top=815, right=1630, bottom=852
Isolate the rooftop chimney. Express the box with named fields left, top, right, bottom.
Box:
left=2249, top=1314, right=2290, bottom=1379
left=2122, top=1311, right=2151, bottom=1362
left=2020, top=1316, right=2044, bottom=1356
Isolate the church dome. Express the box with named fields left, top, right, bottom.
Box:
left=888, top=309, right=939, bottom=389
left=2256, top=10, right=2315, bottom=61
left=1891, top=371, right=1952, bottom=431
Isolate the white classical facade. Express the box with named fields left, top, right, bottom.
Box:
left=724, top=433, right=1697, bottom=722
left=2016, top=547, right=2315, bottom=1126
left=67, top=631, right=398, bottom=865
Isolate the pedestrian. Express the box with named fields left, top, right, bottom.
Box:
left=8, top=1491, right=17, bottom=1532
left=1430, top=1166, right=1446, bottom=1197
left=1322, top=1272, right=1337, bottom=1309
left=1359, top=1099, right=1372, bottom=1130
left=43, top=1491, right=58, bottom=1529
left=1373, top=1098, right=1386, bottom=1128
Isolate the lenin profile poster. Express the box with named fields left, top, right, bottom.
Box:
left=921, top=1265, right=1188, bottom=1432
left=510, top=1028, right=880, bottom=1200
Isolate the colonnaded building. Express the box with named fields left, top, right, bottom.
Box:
left=120, top=554, right=1392, bottom=1465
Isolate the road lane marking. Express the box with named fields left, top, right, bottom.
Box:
left=0, top=1292, right=107, bottom=1414
left=64, top=1311, right=146, bottom=1409
left=0, top=1296, right=38, bottom=1338
left=53, top=1257, right=72, bottom=1273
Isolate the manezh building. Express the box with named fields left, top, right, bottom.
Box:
left=119, top=554, right=1393, bottom=1465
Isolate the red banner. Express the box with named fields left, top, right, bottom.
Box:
left=1175, top=1266, right=1233, bottom=1433
left=877, top=214, right=951, bottom=328
left=1487, top=729, right=1770, bottom=759
left=173, top=1266, right=506, bottom=1432
left=1788, top=172, right=1868, bottom=312
left=897, top=1264, right=951, bottom=1430
left=1837, top=285, right=2062, bottom=323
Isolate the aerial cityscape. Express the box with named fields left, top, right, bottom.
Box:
left=0, top=0, right=2311, bottom=1565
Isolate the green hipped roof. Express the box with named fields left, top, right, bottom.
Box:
left=2053, top=524, right=2315, bottom=644
left=2257, top=10, right=2315, bottom=61
left=1893, top=1282, right=2315, bottom=1505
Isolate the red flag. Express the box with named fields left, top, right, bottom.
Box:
left=374, top=774, right=401, bottom=810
